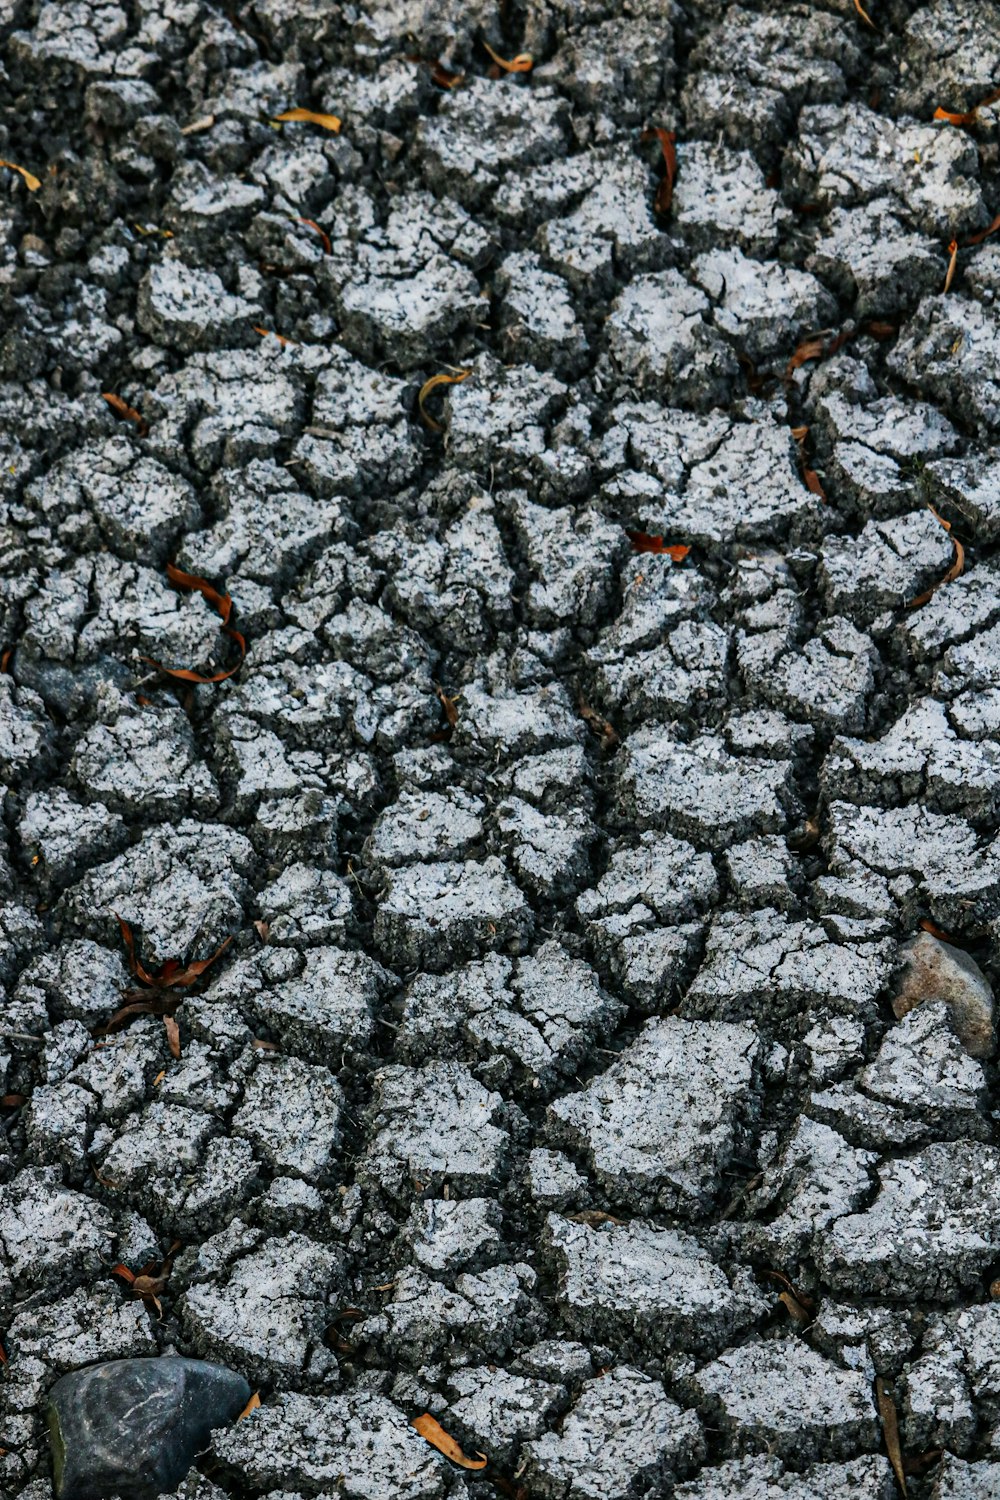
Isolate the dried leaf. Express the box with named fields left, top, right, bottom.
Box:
left=163, top=1015, right=181, bottom=1060
left=966, top=211, right=1000, bottom=246
left=907, top=505, right=965, bottom=608
left=142, top=563, right=246, bottom=684
left=180, top=114, right=215, bottom=134
left=902, top=1450, right=943, bottom=1478
left=790, top=425, right=809, bottom=442
left=152, top=1069, right=166, bottom=1087
left=0, top=646, right=12, bottom=674
left=934, top=106, right=978, bottom=127
left=919, top=917, right=954, bottom=941
left=863, top=319, right=898, bottom=340
left=578, top=693, right=620, bottom=752
left=943, top=238, right=959, bottom=293
left=111, top=915, right=233, bottom=1003
left=763, top=1269, right=816, bottom=1313
left=876, top=1377, right=907, bottom=1498
left=431, top=61, right=464, bottom=88
left=272, top=107, right=341, bottom=132
left=292, top=216, right=331, bottom=254
left=253, top=325, right=297, bottom=347
left=853, top=0, right=877, bottom=27
left=413, top=1414, right=488, bottom=1469
left=641, top=127, right=677, bottom=215
left=253, top=919, right=270, bottom=942
left=802, top=467, right=828, bottom=502
left=238, top=1392, right=262, bottom=1422
left=0, top=1094, right=25, bottom=1108
left=778, top=1290, right=811, bottom=1323
left=0, top=1339, right=7, bottom=1365
left=0, top=160, right=41, bottom=191
left=569, top=1209, right=624, bottom=1226
left=102, top=392, right=148, bottom=437
left=625, top=530, right=691, bottom=560
left=434, top=682, right=460, bottom=728
left=417, top=368, right=471, bottom=431
left=482, top=41, right=533, bottom=72
left=785, top=334, right=827, bottom=376
left=110, top=1262, right=137, bottom=1286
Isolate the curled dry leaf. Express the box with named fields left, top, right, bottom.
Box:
left=785, top=334, right=827, bottom=377
left=434, top=682, right=460, bottom=728
left=413, top=1414, right=488, bottom=1470
left=102, top=392, right=148, bottom=436
left=238, top=1392, right=262, bottom=1422
left=967, top=211, right=1000, bottom=247
left=876, top=1376, right=908, bottom=1498
left=163, top=1015, right=181, bottom=1060
left=142, top=562, right=246, bottom=684
left=292, top=216, right=331, bottom=254
left=943, top=239, right=959, bottom=293
left=482, top=40, right=533, bottom=72
left=0, top=160, right=41, bottom=191
left=640, top=127, right=677, bottom=215
left=114, top=913, right=234, bottom=992
left=919, top=916, right=955, bottom=942
left=907, top=505, right=964, bottom=608
left=272, top=107, right=341, bottom=133
left=802, top=467, right=828, bottom=502
left=625, top=530, right=691, bottom=560
left=417, top=368, right=471, bottom=431
left=253, top=326, right=297, bottom=347
left=763, top=1268, right=816, bottom=1313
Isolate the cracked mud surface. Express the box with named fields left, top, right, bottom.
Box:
left=2, top=1, right=1000, bottom=1497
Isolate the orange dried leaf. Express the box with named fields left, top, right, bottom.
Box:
left=142, top=563, right=246, bottom=684
left=967, top=211, right=1000, bottom=247
left=876, top=1377, right=907, bottom=1498
left=785, top=335, right=827, bottom=376
left=0, top=1094, right=25, bottom=1108
left=431, top=61, right=464, bottom=88
left=482, top=41, right=532, bottom=72
left=641, top=127, right=677, bottom=215
left=919, top=917, right=954, bottom=941
left=907, top=505, right=965, bottom=607
left=292, top=217, right=331, bottom=254
left=272, top=107, right=341, bottom=132
left=803, top=467, right=828, bottom=502
left=0, top=160, right=40, bottom=191
left=163, top=1015, right=181, bottom=1060
left=434, top=682, right=460, bottom=728
left=934, top=106, right=978, bottom=127
left=790, top=425, right=809, bottom=442
left=778, top=1290, right=810, bottom=1323
left=853, top=0, right=877, bottom=28
left=152, top=1069, right=166, bottom=1087
left=102, top=392, right=148, bottom=437
left=944, top=238, right=959, bottom=293
left=253, top=326, right=297, bottom=347
left=625, top=530, right=690, bottom=560
left=111, top=1263, right=137, bottom=1286
left=418, top=368, right=471, bottom=431
left=238, top=1392, right=262, bottom=1422
left=413, top=1414, right=488, bottom=1469
left=0, top=646, right=12, bottom=674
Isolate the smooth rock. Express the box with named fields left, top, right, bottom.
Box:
left=48, top=1356, right=251, bottom=1500
left=892, top=932, right=995, bottom=1057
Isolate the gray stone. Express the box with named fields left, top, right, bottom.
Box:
left=892, top=931, right=995, bottom=1057
left=47, top=1357, right=251, bottom=1500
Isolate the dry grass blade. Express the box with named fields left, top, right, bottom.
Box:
left=482, top=40, right=533, bottom=72
left=853, top=0, right=877, bottom=28
left=919, top=917, right=954, bottom=941
left=0, top=160, right=41, bottom=191
left=102, top=392, right=148, bottom=436
left=238, top=1392, right=262, bottom=1422
left=431, top=61, right=464, bottom=88
left=876, top=1377, right=907, bottom=1497
left=907, top=505, right=964, bottom=608
left=142, top=563, right=246, bottom=684
left=943, top=238, right=959, bottom=293
left=272, top=107, right=341, bottom=132
left=641, top=127, right=677, bottom=214
left=253, top=326, right=297, bottom=347
left=413, top=1414, right=488, bottom=1469
left=292, top=216, right=331, bottom=254
left=417, top=368, right=471, bottom=431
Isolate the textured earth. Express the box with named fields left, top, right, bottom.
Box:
left=3, top=0, right=1000, bottom=1497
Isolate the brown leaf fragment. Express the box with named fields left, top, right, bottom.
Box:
left=238, top=1392, right=262, bottom=1422
left=431, top=61, right=464, bottom=88
left=902, top=1450, right=943, bottom=1478
left=413, top=1414, right=488, bottom=1470
left=253, top=325, right=297, bottom=347
left=417, top=368, right=471, bottom=431
left=272, top=107, right=341, bottom=133
left=802, top=467, right=828, bottom=503
left=292, top=216, right=331, bottom=254
left=876, top=1376, right=908, bottom=1498
left=934, top=106, right=978, bottom=127
left=907, top=505, right=964, bottom=608
left=482, top=41, right=533, bottom=73
left=0, top=1338, right=7, bottom=1365
left=253, top=919, right=270, bottom=942
left=778, top=1290, right=811, bottom=1323
left=625, top=530, right=691, bottom=560
left=853, top=0, right=877, bottom=28
left=641, top=127, right=677, bottom=215
left=785, top=334, right=827, bottom=377
left=0, top=160, right=41, bottom=191
left=569, top=1209, right=624, bottom=1226
left=0, top=646, right=12, bottom=674
left=790, top=425, right=809, bottom=442
left=966, top=211, right=1000, bottom=246
left=102, top=392, right=148, bottom=437
left=578, top=692, right=620, bottom=752
left=163, top=1015, right=181, bottom=1060
left=0, top=1094, right=25, bottom=1109
left=919, top=917, right=954, bottom=942
left=863, top=319, right=898, bottom=340
left=114, top=913, right=233, bottom=993
left=434, top=682, right=460, bottom=728
left=152, top=1069, right=166, bottom=1087
left=180, top=114, right=215, bottom=134
left=252, top=1038, right=280, bottom=1052
left=91, top=1162, right=121, bottom=1190
left=763, top=1269, right=816, bottom=1312
left=943, top=238, right=959, bottom=293
left=142, top=563, right=246, bottom=684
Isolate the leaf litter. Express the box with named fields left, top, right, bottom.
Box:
left=413, top=1413, right=487, bottom=1469
left=142, top=562, right=246, bottom=684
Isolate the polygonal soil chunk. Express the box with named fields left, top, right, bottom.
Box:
left=522, top=1365, right=703, bottom=1500
left=548, top=1016, right=761, bottom=1216
left=606, top=270, right=738, bottom=406
left=361, top=1061, right=512, bottom=1203
left=544, top=1213, right=766, bottom=1360
left=374, top=857, right=532, bottom=971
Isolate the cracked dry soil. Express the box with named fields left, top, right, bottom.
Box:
left=3, top=0, right=1000, bottom=1497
